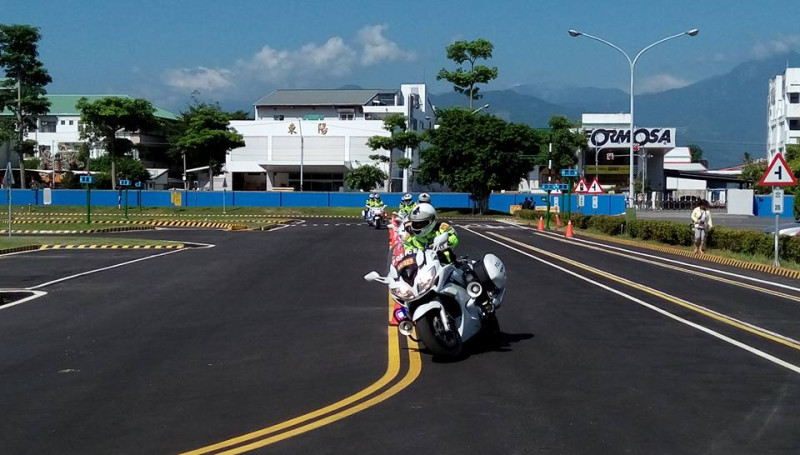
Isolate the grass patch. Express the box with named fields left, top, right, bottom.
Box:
left=0, top=236, right=183, bottom=250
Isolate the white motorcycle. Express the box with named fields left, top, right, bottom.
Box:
left=365, top=205, right=387, bottom=229
left=365, top=233, right=507, bottom=357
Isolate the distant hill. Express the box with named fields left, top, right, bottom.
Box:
left=432, top=51, right=800, bottom=167
left=429, top=89, right=582, bottom=126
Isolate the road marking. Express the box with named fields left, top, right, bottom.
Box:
left=464, top=228, right=800, bottom=375
left=508, top=222, right=800, bottom=294
left=508, top=226, right=800, bottom=303
left=181, top=296, right=421, bottom=454
left=0, top=290, right=48, bottom=311
left=26, top=245, right=210, bottom=290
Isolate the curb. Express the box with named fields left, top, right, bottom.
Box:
left=0, top=226, right=156, bottom=234
left=577, top=230, right=800, bottom=280
left=0, top=245, right=42, bottom=255
left=38, top=244, right=185, bottom=250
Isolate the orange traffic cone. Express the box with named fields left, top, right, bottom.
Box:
left=555, top=213, right=562, bottom=228
left=565, top=220, right=574, bottom=238
left=537, top=216, right=544, bottom=231
left=389, top=301, right=403, bottom=326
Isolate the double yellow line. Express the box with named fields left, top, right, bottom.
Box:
left=181, top=297, right=420, bottom=455
left=486, top=231, right=800, bottom=352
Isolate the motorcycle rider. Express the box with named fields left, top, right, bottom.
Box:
left=363, top=193, right=378, bottom=220
left=399, top=193, right=415, bottom=217
left=418, top=193, right=431, bottom=205
left=404, top=203, right=458, bottom=262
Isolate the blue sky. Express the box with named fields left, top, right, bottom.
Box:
left=4, top=0, right=800, bottom=112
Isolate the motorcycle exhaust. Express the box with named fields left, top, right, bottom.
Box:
left=398, top=320, right=414, bottom=337
left=467, top=282, right=483, bottom=299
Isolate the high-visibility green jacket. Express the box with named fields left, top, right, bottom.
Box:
left=403, top=221, right=459, bottom=253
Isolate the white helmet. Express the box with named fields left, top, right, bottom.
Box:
left=402, top=193, right=413, bottom=203
left=370, top=193, right=377, bottom=200
left=418, top=193, right=431, bottom=204
left=408, top=203, right=437, bottom=236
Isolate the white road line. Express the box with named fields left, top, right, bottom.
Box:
left=464, top=227, right=800, bottom=376
left=0, top=249, right=44, bottom=258
left=504, top=220, right=800, bottom=293
left=28, top=248, right=190, bottom=290
left=0, top=290, right=48, bottom=311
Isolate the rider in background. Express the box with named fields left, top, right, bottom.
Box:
left=363, top=193, right=377, bottom=219
left=404, top=203, right=458, bottom=262
left=417, top=192, right=431, bottom=206
left=399, top=193, right=415, bottom=217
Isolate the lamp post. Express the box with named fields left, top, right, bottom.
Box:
left=471, top=103, right=490, bottom=115
left=568, top=28, right=698, bottom=208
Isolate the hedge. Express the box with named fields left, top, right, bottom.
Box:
left=516, top=210, right=800, bottom=263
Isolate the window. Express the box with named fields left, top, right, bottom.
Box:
left=60, top=120, right=65, bottom=125
left=790, top=120, right=800, bottom=131
left=339, top=112, right=354, bottom=120
left=69, top=120, right=74, bottom=125
left=273, top=114, right=284, bottom=121
left=790, top=93, right=799, bottom=104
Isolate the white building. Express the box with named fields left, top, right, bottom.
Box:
left=226, top=84, right=433, bottom=192
left=664, top=147, right=707, bottom=191
left=768, top=68, right=800, bottom=160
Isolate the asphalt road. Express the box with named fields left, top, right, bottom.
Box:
left=2, top=220, right=800, bottom=454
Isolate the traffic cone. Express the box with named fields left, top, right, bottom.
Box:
left=555, top=213, right=562, bottom=228
left=537, top=216, right=544, bottom=231
left=565, top=220, right=574, bottom=238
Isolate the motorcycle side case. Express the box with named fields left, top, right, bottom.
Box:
left=472, top=254, right=506, bottom=291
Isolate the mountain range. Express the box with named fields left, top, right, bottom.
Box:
left=430, top=51, right=800, bottom=168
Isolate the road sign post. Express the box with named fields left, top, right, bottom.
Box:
left=222, top=177, right=228, bottom=214
left=4, top=161, right=14, bottom=237
left=135, top=181, right=142, bottom=210
left=79, top=174, right=94, bottom=224
left=119, top=179, right=131, bottom=220
left=759, top=154, right=798, bottom=267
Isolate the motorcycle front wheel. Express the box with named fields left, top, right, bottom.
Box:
left=416, top=311, right=462, bottom=357
left=375, top=218, right=382, bottom=229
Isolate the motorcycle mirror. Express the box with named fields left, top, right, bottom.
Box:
left=364, top=271, right=388, bottom=283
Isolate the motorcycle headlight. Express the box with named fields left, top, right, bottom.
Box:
left=391, top=282, right=415, bottom=300
left=416, top=267, right=436, bottom=293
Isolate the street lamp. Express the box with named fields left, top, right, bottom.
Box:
left=568, top=28, right=698, bottom=208
left=471, top=103, right=490, bottom=115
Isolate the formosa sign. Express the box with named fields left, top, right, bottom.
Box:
left=587, top=127, right=676, bottom=148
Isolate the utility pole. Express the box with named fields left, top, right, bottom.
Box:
left=298, top=118, right=304, bottom=191
left=16, top=78, right=24, bottom=189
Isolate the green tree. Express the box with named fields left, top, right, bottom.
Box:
left=436, top=39, right=498, bottom=109
left=544, top=116, right=586, bottom=171
left=0, top=24, right=52, bottom=189
left=689, top=144, right=703, bottom=163
left=740, top=159, right=768, bottom=194
left=345, top=164, right=388, bottom=192
left=366, top=113, right=421, bottom=191
left=418, top=107, right=538, bottom=213
left=76, top=96, right=158, bottom=189
left=170, top=101, right=245, bottom=190
left=88, top=154, right=149, bottom=187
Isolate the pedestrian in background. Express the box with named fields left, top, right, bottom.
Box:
left=691, top=199, right=713, bottom=254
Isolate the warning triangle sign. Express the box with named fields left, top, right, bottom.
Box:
left=759, top=153, right=798, bottom=186
left=587, top=178, right=604, bottom=194
left=574, top=178, right=589, bottom=194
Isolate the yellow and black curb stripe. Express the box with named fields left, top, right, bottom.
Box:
left=577, top=230, right=800, bottom=280
left=0, top=245, right=42, bottom=255
left=0, top=226, right=155, bottom=234
left=8, top=220, right=248, bottom=230
left=38, top=244, right=185, bottom=250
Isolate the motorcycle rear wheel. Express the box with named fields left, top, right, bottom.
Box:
left=416, top=312, right=462, bottom=356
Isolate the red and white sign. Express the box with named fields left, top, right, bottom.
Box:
left=573, top=178, right=589, bottom=194
left=587, top=178, right=604, bottom=195
left=759, top=153, right=798, bottom=186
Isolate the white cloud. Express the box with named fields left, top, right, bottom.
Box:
left=162, top=66, right=234, bottom=91
left=638, top=73, right=690, bottom=94
left=750, top=35, right=800, bottom=60
left=162, top=25, right=414, bottom=92
left=357, top=25, right=415, bottom=66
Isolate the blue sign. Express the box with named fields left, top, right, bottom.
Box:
left=119, top=179, right=131, bottom=186
left=135, top=181, right=142, bottom=188
left=79, top=175, right=94, bottom=185
left=561, top=168, right=579, bottom=178
left=558, top=183, right=569, bottom=190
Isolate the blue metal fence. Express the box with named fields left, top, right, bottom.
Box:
left=0, top=188, right=631, bottom=215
